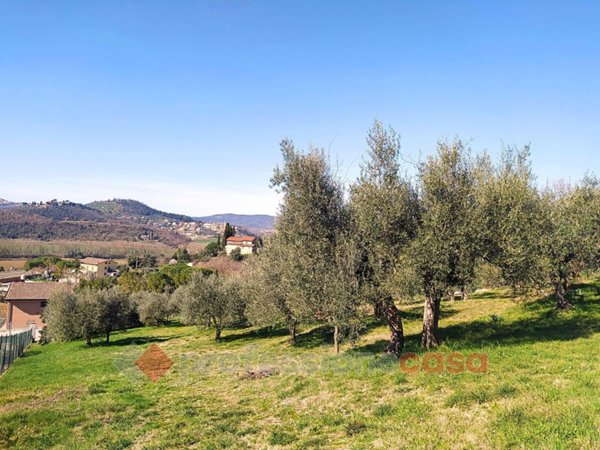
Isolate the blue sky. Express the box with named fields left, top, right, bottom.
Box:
left=1, top=1, right=599, bottom=215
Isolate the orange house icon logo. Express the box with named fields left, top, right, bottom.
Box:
left=134, top=344, right=173, bottom=382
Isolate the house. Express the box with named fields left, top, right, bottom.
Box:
left=225, top=236, right=257, bottom=256
left=79, top=257, right=118, bottom=279
left=0, top=270, right=27, bottom=284
left=2, top=282, right=71, bottom=339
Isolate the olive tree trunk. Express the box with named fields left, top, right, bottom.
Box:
left=555, top=280, right=572, bottom=310
left=333, top=325, right=340, bottom=354
left=382, top=299, right=404, bottom=356
left=288, top=320, right=297, bottom=344
left=421, top=291, right=441, bottom=349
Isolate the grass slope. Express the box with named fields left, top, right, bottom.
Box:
left=1, top=279, right=599, bottom=449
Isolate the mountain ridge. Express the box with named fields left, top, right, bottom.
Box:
left=0, top=201, right=188, bottom=246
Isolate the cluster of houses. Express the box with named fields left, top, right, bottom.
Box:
left=0, top=257, right=118, bottom=339
left=0, top=236, right=258, bottom=340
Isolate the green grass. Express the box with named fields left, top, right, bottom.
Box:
left=192, top=238, right=218, bottom=245
left=1, top=278, right=600, bottom=449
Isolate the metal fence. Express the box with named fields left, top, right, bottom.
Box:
left=0, top=328, right=34, bottom=375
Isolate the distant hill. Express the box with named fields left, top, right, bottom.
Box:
left=87, top=199, right=195, bottom=223
left=0, top=201, right=187, bottom=247
left=0, top=198, right=16, bottom=208
left=196, top=214, right=275, bottom=233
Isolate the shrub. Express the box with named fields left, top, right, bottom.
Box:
left=173, top=248, right=191, bottom=263
left=78, top=277, right=117, bottom=291
left=200, top=242, right=220, bottom=259
left=229, top=247, right=243, bottom=261
left=174, top=273, right=246, bottom=339
left=132, top=291, right=173, bottom=326
left=118, top=270, right=145, bottom=293
left=24, top=256, right=62, bottom=270
left=44, top=287, right=137, bottom=345
left=160, top=263, right=193, bottom=287
left=145, top=271, right=175, bottom=293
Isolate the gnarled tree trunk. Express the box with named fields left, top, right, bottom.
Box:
left=381, top=298, right=404, bottom=356
left=422, top=290, right=441, bottom=349
left=288, top=320, right=297, bottom=344
left=555, top=280, right=572, bottom=310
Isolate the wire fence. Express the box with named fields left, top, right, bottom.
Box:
left=0, top=328, right=34, bottom=375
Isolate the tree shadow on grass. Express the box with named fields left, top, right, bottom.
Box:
left=468, top=289, right=514, bottom=300
left=439, top=287, right=600, bottom=349
left=94, top=335, right=180, bottom=347
left=218, top=326, right=291, bottom=344
left=348, top=332, right=424, bottom=355
left=20, top=348, right=42, bottom=358
left=294, top=315, right=405, bottom=350
left=400, top=304, right=459, bottom=323
left=294, top=325, right=334, bottom=349
left=351, top=280, right=600, bottom=353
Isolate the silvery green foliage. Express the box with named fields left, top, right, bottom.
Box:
left=409, top=140, right=482, bottom=348
left=44, top=287, right=135, bottom=345
left=350, top=121, right=420, bottom=292
left=540, top=175, right=600, bottom=308
left=267, top=139, right=361, bottom=346
left=244, top=238, right=297, bottom=337
left=175, top=272, right=245, bottom=339
left=131, top=291, right=173, bottom=326
left=349, top=121, right=420, bottom=354
left=43, top=290, right=80, bottom=342
left=476, top=145, right=546, bottom=292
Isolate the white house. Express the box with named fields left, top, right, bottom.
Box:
left=225, top=236, right=257, bottom=255
left=79, top=257, right=118, bottom=279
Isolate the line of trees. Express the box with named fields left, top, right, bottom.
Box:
left=41, top=122, right=599, bottom=354
left=245, top=121, right=600, bottom=353
left=44, top=270, right=243, bottom=345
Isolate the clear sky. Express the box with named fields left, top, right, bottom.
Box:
left=1, top=1, right=599, bottom=216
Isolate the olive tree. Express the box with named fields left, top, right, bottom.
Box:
left=132, top=291, right=174, bottom=326
left=44, top=287, right=135, bottom=345
left=174, top=273, right=245, bottom=340
left=43, top=290, right=80, bottom=342
left=411, top=140, right=482, bottom=349
left=349, top=121, right=420, bottom=355
left=244, top=237, right=299, bottom=342
left=541, top=176, right=600, bottom=309
left=90, top=287, right=136, bottom=344
left=267, top=139, right=360, bottom=351
left=476, top=145, right=546, bottom=293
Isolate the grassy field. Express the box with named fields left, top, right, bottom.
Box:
left=0, top=259, right=28, bottom=270
left=186, top=238, right=219, bottom=254
left=1, top=278, right=599, bottom=449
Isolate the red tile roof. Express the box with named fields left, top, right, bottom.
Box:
left=80, top=257, right=113, bottom=265
left=0, top=271, right=26, bottom=282
left=226, top=236, right=256, bottom=243
left=5, top=282, right=71, bottom=301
